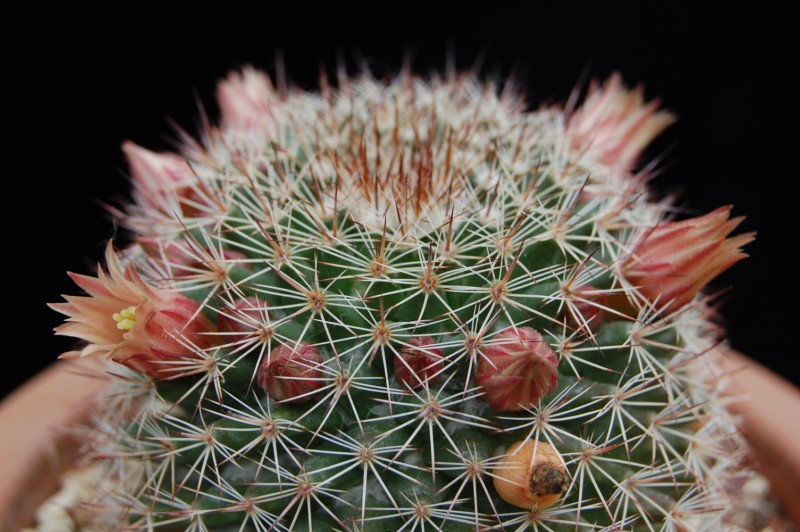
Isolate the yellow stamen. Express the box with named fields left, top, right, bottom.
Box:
left=113, top=306, right=138, bottom=331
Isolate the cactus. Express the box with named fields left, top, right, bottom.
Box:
left=49, top=67, right=759, bottom=530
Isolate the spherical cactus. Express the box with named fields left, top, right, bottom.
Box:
left=49, top=66, right=760, bottom=530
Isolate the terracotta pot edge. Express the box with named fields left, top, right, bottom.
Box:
left=0, top=359, right=109, bottom=531
left=718, top=350, right=800, bottom=526
left=1, top=353, right=798, bottom=528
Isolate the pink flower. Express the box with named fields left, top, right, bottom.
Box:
left=567, top=73, right=675, bottom=171
left=50, top=244, right=214, bottom=379
left=258, top=342, right=323, bottom=403
left=395, top=336, right=444, bottom=389
left=122, top=141, right=195, bottom=210
left=217, top=67, right=276, bottom=130
left=477, top=327, right=559, bottom=412
left=622, top=206, right=755, bottom=315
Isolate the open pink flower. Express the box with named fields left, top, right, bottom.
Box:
left=217, top=66, right=276, bottom=130
left=622, top=206, right=755, bottom=315
left=50, top=244, right=214, bottom=379
left=477, top=327, right=559, bottom=412
left=567, top=73, right=675, bottom=172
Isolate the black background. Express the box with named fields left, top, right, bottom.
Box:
left=7, top=2, right=798, bottom=398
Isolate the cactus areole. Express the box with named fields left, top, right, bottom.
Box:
left=49, top=67, right=755, bottom=529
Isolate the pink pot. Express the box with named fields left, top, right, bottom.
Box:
left=0, top=353, right=797, bottom=529
left=719, top=351, right=800, bottom=526
left=0, top=359, right=108, bottom=531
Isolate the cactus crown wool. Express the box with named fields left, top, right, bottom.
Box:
left=51, top=67, right=754, bottom=530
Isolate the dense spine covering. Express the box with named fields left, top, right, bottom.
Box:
left=51, top=67, right=755, bottom=530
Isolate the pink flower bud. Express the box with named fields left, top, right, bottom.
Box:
left=258, top=342, right=323, bottom=403
left=138, top=237, right=248, bottom=275
left=217, top=296, right=268, bottom=335
left=564, top=285, right=609, bottom=332
left=567, top=73, right=675, bottom=172
left=622, top=206, right=755, bottom=315
left=477, top=327, right=559, bottom=412
left=50, top=244, right=215, bottom=379
left=217, top=66, right=276, bottom=130
left=395, top=336, right=444, bottom=388
left=138, top=237, right=197, bottom=272
left=122, top=141, right=194, bottom=209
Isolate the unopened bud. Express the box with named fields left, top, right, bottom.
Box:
left=564, top=285, right=608, bottom=333
left=217, top=296, right=268, bottom=336
left=477, top=327, right=559, bottom=412
left=395, top=336, right=444, bottom=388
left=258, top=342, right=323, bottom=403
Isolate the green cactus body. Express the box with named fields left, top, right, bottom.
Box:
left=52, top=68, right=754, bottom=530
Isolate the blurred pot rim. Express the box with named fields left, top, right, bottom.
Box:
left=0, top=352, right=797, bottom=529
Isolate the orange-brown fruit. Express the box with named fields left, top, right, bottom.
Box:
left=493, top=440, right=568, bottom=510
